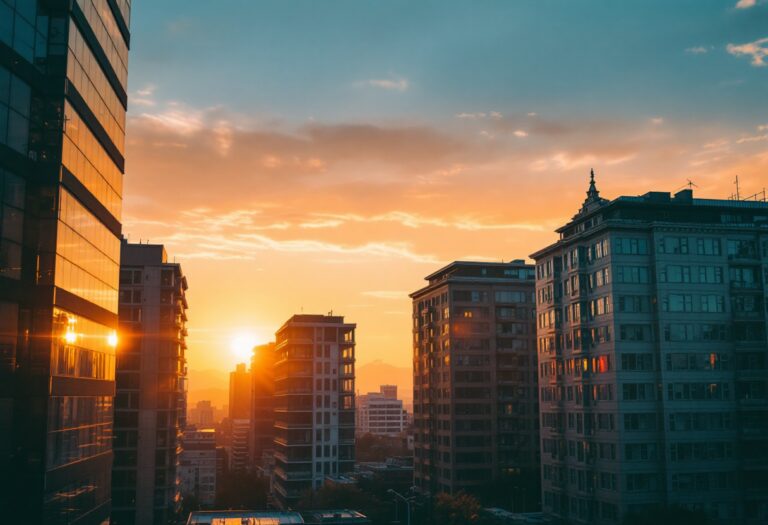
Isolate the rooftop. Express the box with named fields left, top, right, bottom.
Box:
left=186, top=511, right=304, bottom=525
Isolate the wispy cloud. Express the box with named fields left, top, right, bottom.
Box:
left=361, top=291, right=409, bottom=300
left=685, top=46, right=711, bottom=55
left=362, top=77, right=409, bottom=92
left=735, top=0, right=757, bottom=8
left=727, top=37, right=768, bottom=67
left=309, top=211, right=545, bottom=231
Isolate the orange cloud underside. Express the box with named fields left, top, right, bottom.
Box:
left=123, top=107, right=768, bottom=391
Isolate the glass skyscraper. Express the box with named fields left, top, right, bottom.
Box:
left=0, top=0, right=130, bottom=522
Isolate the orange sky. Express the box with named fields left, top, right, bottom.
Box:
left=121, top=107, right=768, bottom=376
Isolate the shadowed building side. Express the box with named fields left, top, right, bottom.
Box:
left=532, top=172, right=768, bottom=524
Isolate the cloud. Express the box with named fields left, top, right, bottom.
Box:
left=727, top=37, right=768, bottom=67
left=650, top=117, right=664, bottom=125
left=685, top=46, right=711, bottom=54
left=513, top=130, right=529, bottom=138
left=362, top=77, right=409, bottom=92
left=361, top=291, right=409, bottom=300
left=735, top=0, right=756, bottom=8
left=308, top=211, right=545, bottom=231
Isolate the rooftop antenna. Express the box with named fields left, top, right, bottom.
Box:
left=674, top=179, right=698, bottom=193
left=735, top=175, right=741, bottom=200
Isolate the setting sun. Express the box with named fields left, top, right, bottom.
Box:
left=230, top=332, right=260, bottom=364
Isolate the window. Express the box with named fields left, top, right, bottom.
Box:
left=614, top=237, right=648, bottom=255
left=696, top=238, right=721, bottom=256
left=658, top=237, right=689, bottom=255
left=615, top=266, right=650, bottom=284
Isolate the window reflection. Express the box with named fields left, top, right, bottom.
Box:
left=67, top=21, right=126, bottom=153
left=55, top=189, right=119, bottom=312
left=51, top=308, right=116, bottom=380
left=75, top=0, right=128, bottom=88
left=63, top=101, right=122, bottom=218
left=0, top=66, right=32, bottom=154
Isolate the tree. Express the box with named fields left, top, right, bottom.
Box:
left=431, top=492, right=485, bottom=525
left=621, top=504, right=713, bottom=525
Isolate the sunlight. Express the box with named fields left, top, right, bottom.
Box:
left=230, top=331, right=260, bottom=364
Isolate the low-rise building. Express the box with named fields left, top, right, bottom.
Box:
left=356, top=385, right=408, bottom=437
left=179, top=428, right=217, bottom=506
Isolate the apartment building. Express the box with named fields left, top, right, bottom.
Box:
left=531, top=173, right=768, bottom=524
left=411, top=261, right=540, bottom=508
left=112, top=241, right=189, bottom=524
left=356, top=385, right=408, bottom=437
left=179, top=428, right=217, bottom=507
left=271, top=314, right=356, bottom=509
left=251, top=342, right=277, bottom=472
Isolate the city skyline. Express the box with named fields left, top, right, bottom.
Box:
left=122, top=1, right=768, bottom=375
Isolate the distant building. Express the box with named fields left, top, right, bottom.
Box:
left=356, top=385, right=408, bottom=436
left=531, top=174, right=768, bottom=524
left=112, top=241, right=189, bottom=524
left=190, top=400, right=215, bottom=427
left=272, top=314, right=357, bottom=509
left=411, top=260, right=540, bottom=507
left=0, top=1, right=132, bottom=521
left=229, top=362, right=252, bottom=420
left=380, top=384, right=398, bottom=399
left=251, top=342, right=277, bottom=472
left=179, top=429, right=218, bottom=507
left=229, top=418, right=251, bottom=473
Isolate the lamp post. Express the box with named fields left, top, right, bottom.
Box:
left=388, top=489, right=415, bottom=525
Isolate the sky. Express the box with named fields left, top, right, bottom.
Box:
left=122, top=0, right=768, bottom=378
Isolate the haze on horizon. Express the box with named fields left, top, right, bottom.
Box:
left=122, top=0, right=768, bottom=387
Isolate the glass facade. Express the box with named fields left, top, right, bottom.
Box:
left=0, top=0, right=130, bottom=520
left=55, top=188, right=120, bottom=312
left=67, top=19, right=126, bottom=153
left=63, top=100, right=123, bottom=217
left=0, top=168, right=24, bottom=279
left=0, top=65, right=31, bottom=154
left=0, top=0, right=48, bottom=64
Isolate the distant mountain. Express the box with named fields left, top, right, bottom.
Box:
left=187, top=368, right=229, bottom=408
left=356, top=360, right=412, bottom=404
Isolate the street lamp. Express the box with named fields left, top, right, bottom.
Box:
left=388, top=489, right=415, bottom=525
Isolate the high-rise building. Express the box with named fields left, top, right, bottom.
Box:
left=179, top=428, right=217, bottom=507
left=0, top=1, right=131, bottom=522
left=112, top=241, right=189, bottom=525
left=356, top=385, right=408, bottom=437
left=229, top=362, right=251, bottom=420
left=190, top=400, right=215, bottom=428
left=251, top=342, right=276, bottom=473
left=411, top=261, right=540, bottom=507
left=531, top=173, right=768, bottom=524
left=272, top=314, right=356, bottom=509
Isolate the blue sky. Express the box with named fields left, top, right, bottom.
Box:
left=121, top=1, right=768, bottom=375
left=128, top=0, right=767, bottom=124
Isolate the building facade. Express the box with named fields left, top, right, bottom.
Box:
left=356, top=385, right=408, bottom=437
left=229, top=362, right=251, bottom=420
left=190, top=400, right=215, bottom=428
left=251, top=342, right=276, bottom=473
left=411, top=261, right=540, bottom=508
left=272, top=315, right=356, bottom=509
left=531, top=174, right=768, bottom=524
left=179, top=428, right=217, bottom=507
left=0, top=0, right=131, bottom=522
left=112, top=241, right=189, bottom=525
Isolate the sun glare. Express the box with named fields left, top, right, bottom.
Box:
left=230, top=332, right=259, bottom=363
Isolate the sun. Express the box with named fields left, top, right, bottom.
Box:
left=230, top=332, right=259, bottom=364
